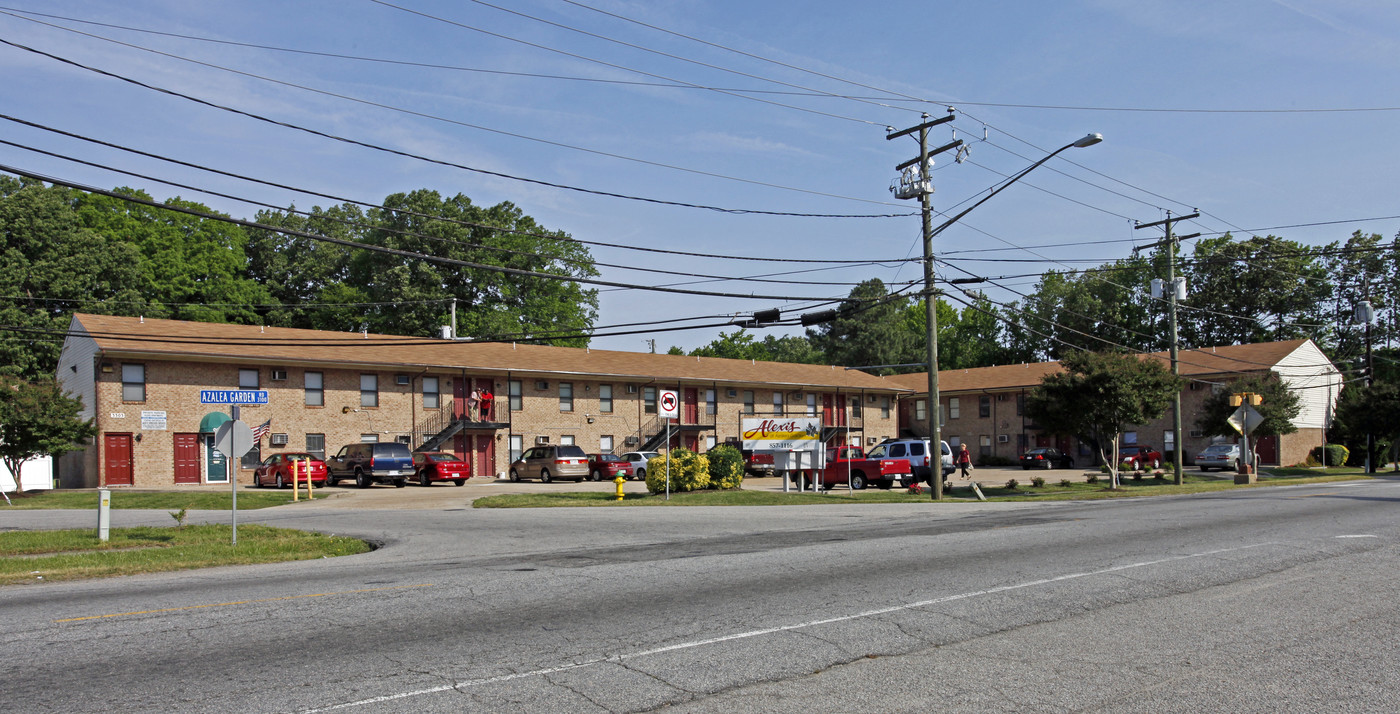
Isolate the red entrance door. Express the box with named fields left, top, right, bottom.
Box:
left=683, top=388, right=698, bottom=424
left=822, top=394, right=835, bottom=426
left=104, top=433, right=133, bottom=486
left=173, top=433, right=201, bottom=484
left=473, top=435, right=494, bottom=479
left=453, top=378, right=468, bottom=420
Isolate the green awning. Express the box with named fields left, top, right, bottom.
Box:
left=198, top=412, right=231, bottom=433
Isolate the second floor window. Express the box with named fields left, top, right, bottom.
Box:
left=239, top=368, right=259, bottom=388
left=599, top=384, right=613, bottom=413
left=423, top=376, right=439, bottom=409
left=509, top=380, right=522, bottom=411
left=706, top=389, right=716, bottom=415
left=644, top=386, right=657, bottom=414
left=949, top=397, right=961, bottom=419
left=121, top=363, right=145, bottom=402
left=806, top=393, right=816, bottom=417
left=743, top=390, right=755, bottom=414
left=360, top=374, right=378, bottom=407
left=559, top=382, right=574, bottom=412
left=305, top=371, right=323, bottom=406
left=915, top=399, right=927, bottom=422
left=979, top=395, right=991, bottom=418
left=772, top=392, right=784, bottom=415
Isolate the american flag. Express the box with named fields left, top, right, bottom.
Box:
left=251, top=418, right=272, bottom=442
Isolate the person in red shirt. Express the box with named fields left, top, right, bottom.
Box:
left=956, top=443, right=972, bottom=477
left=479, top=386, right=494, bottom=421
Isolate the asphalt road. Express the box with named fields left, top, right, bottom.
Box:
left=4, top=477, right=1399, bottom=713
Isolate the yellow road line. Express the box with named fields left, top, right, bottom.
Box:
left=55, top=583, right=431, bottom=622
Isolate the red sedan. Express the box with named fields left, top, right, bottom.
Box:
left=586, top=453, right=634, bottom=482
left=252, top=453, right=327, bottom=488
left=412, top=452, right=471, bottom=486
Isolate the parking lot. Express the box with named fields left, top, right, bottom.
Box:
left=199, top=463, right=1230, bottom=509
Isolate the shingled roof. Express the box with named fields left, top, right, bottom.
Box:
left=68, top=313, right=909, bottom=393
left=884, top=340, right=1315, bottom=394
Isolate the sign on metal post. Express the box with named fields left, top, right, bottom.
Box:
left=214, top=420, right=255, bottom=460
left=1227, top=405, right=1264, bottom=436
left=213, top=420, right=254, bottom=546
left=658, top=389, right=679, bottom=419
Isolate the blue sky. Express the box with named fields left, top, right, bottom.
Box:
left=3, top=0, right=1398, bottom=353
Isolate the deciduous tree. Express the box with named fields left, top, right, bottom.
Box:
left=1026, top=350, right=1181, bottom=488
left=0, top=377, right=94, bottom=499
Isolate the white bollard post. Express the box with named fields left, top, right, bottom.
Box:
left=97, top=488, right=111, bottom=542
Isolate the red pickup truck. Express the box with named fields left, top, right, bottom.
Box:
left=808, top=446, right=914, bottom=490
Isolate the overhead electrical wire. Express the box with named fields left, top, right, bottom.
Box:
left=0, top=37, right=911, bottom=218
left=366, top=0, right=886, bottom=126
left=0, top=162, right=880, bottom=304
left=0, top=114, right=915, bottom=267
left=0, top=16, right=910, bottom=209
left=0, top=141, right=902, bottom=290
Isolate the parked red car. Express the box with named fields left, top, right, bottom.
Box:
left=411, top=452, right=471, bottom=487
left=586, top=453, right=634, bottom=481
left=252, top=452, right=327, bottom=488
left=1119, top=445, right=1164, bottom=469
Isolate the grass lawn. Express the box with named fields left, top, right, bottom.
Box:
left=1, top=490, right=302, bottom=510
left=0, top=524, right=370, bottom=585
left=473, top=468, right=1372, bottom=508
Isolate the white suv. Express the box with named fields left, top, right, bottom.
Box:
left=866, top=439, right=954, bottom=480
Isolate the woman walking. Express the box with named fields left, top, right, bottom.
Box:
left=956, top=443, right=972, bottom=478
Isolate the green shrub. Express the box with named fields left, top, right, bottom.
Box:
left=645, top=449, right=711, bottom=493
left=1058, top=479, right=1072, bottom=488
left=1086, top=472, right=1100, bottom=484
left=706, top=444, right=745, bottom=490
left=1005, top=479, right=1019, bottom=490
left=1030, top=475, right=1045, bottom=488
left=1132, top=471, right=1144, bottom=481
left=1309, top=444, right=1350, bottom=467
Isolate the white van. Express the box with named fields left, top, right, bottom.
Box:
left=866, top=438, right=955, bottom=480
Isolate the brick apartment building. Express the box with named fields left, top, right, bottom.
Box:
left=886, top=340, right=1342, bottom=467
left=55, top=314, right=910, bottom=488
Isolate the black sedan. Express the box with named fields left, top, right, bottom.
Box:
left=1020, top=447, right=1074, bottom=470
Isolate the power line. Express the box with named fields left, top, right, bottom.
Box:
left=0, top=37, right=912, bottom=218
left=0, top=162, right=870, bottom=304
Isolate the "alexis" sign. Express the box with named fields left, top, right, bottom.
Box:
left=742, top=418, right=822, bottom=451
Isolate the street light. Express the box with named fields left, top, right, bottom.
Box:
left=889, top=125, right=1101, bottom=499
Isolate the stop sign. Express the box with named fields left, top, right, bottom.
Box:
left=214, top=420, right=255, bottom=459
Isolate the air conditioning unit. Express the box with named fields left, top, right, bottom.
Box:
left=727, top=389, right=737, bottom=397
left=396, top=375, right=410, bottom=386
left=624, top=435, right=639, bottom=445
left=1189, top=430, right=1204, bottom=438
left=997, top=394, right=1007, bottom=401
left=997, top=434, right=1009, bottom=443
left=535, top=380, right=549, bottom=390
left=270, top=433, right=288, bottom=446
left=867, top=437, right=878, bottom=444
left=535, top=435, right=550, bottom=445
left=626, top=384, right=638, bottom=393
left=869, top=395, right=877, bottom=403
left=270, top=369, right=288, bottom=381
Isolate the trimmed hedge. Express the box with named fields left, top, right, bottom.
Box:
left=645, top=449, right=711, bottom=493
left=706, top=444, right=745, bottom=490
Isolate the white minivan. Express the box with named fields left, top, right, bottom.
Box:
left=866, top=438, right=955, bottom=480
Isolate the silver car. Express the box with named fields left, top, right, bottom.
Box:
left=509, top=444, right=590, bottom=483
left=1195, top=443, right=1240, bottom=472
left=620, top=451, right=661, bottom=480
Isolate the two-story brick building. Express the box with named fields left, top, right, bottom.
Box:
left=55, top=314, right=911, bottom=488
left=885, top=340, right=1342, bottom=467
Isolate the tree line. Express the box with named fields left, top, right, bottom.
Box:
left=0, top=176, right=599, bottom=381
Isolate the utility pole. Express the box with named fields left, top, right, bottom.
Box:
left=1356, top=294, right=1376, bottom=472
left=888, top=110, right=958, bottom=499
left=1135, top=211, right=1198, bottom=486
